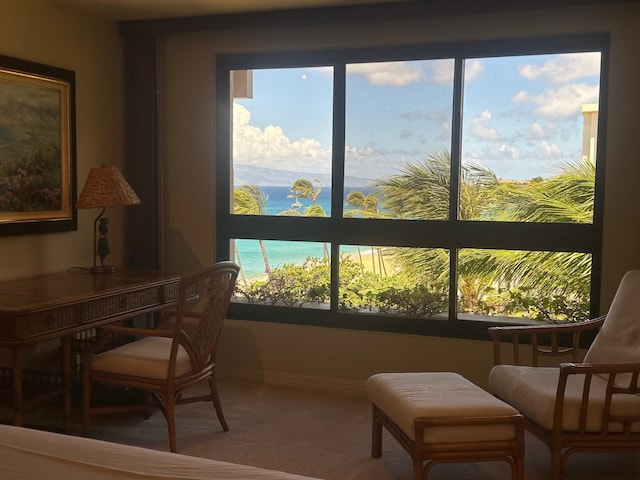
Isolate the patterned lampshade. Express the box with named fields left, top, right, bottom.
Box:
left=77, top=165, right=140, bottom=209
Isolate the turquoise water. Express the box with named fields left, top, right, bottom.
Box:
left=233, top=186, right=368, bottom=279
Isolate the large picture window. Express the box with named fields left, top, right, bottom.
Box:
left=216, top=35, right=607, bottom=339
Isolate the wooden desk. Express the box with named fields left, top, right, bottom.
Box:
left=0, top=270, right=189, bottom=430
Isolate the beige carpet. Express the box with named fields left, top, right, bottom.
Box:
left=77, top=378, right=639, bottom=480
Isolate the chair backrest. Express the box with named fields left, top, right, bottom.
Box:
left=172, top=261, right=240, bottom=374
left=584, top=269, right=640, bottom=365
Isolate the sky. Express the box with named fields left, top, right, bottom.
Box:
left=233, top=51, right=601, bottom=185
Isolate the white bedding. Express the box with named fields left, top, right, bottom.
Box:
left=0, top=424, right=320, bottom=480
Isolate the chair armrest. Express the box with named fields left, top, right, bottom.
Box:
left=554, top=361, right=640, bottom=434
left=489, top=316, right=605, bottom=366
left=560, top=361, right=640, bottom=378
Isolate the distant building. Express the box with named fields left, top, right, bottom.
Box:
left=582, top=103, right=598, bottom=163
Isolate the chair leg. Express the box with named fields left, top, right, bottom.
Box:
left=371, top=405, right=382, bottom=458
left=549, top=445, right=563, bottom=480
left=208, top=376, right=229, bottom=431
left=165, top=395, right=177, bottom=453
left=513, top=424, right=525, bottom=480
left=413, top=459, right=424, bottom=480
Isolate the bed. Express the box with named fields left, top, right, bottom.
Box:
left=0, top=424, right=321, bottom=480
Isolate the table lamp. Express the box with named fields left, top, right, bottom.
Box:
left=76, top=165, right=141, bottom=273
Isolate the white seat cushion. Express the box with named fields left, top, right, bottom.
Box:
left=489, top=364, right=640, bottom=432
left=91, top=337, right=193, bottom=379
left=367, top=372, right=519, bottom=444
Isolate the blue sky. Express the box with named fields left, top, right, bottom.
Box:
left=233, top=51, right=601, bottom=184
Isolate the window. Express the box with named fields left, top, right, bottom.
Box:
left=216, top=35, right=607, bottom=339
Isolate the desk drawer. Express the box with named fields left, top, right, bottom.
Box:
left=80, top=287, right=160, bottom=322
left=0, top=306, right=77, bottom=339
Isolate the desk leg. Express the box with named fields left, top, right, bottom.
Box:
left=61, top=336, right=72, bottom=432
left=12, top=345, right=23, bottom=427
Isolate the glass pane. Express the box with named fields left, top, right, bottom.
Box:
left=339, top=245, right=449, bottom=318
left=344, top=60, right=455, bottom=220
left=460, top=53, right=601, bottom=223
left=232, top=67, right=333, bottom=216
left=457, top=248, right=592, bottom=323
left=233, top=239, right=331, bottom=308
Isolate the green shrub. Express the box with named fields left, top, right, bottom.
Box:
left=236, top=255, right=447, bottom=318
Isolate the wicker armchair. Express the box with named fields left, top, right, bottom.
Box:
left=82, top=261, right=240, bottom=452
left=488, top=270, right=640, bottom=479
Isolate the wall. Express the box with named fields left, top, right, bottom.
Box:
left=0, top=0, right=125, bottom=282
left=0, top=0, right=124, bottom=367
left=159, top=3, right=640, bottom=390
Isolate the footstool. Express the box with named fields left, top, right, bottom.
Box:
left=366, top=372, right=524, bottom=480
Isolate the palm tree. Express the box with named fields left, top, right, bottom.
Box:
left=279, top=178, right=326, bottom=216
left=345, top=190, right=380, bottom=218
left=345, top=190, right=387, bottom=271
left=376, top=151, right=594, bottom=320
left=378, top=149, right=500, bottom=221
left=504, top=158, right=595, bottom=224
left=485, top=158, right=595, bottom=297
left=291, top=178, right=322, bottom=204
left=278, top=179, right=330, bottom=257
left=233, top=184, right=271, bottom=276
left=233, top=184, right=268, bottom=215
left=376, top=150, right=500, bottom=307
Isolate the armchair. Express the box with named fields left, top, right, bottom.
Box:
left=488, top=270, right=640, bottom=479
left=82, top=261, right=240, bottom=452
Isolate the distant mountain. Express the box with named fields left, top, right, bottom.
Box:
left=233, top=163, right=375, bottom=188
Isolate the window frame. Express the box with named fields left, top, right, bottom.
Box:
left=215, top=33, right=609, bottom=340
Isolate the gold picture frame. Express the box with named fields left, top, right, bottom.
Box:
left=0, top=54, right=76, bottom=236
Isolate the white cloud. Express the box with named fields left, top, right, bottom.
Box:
left=464, top=59, right=484, bottom=81
left=346, top=58, right=483, bottom=87
left=432, top=59, right=454, bottom=83
left=511, top=83, right=599, bottom=119
left=348, top=62, right=425, bottom=87
left=527, top=122, right=548, bottom=140
left=537, top=140, right=562, bottom=157
left=427, top=58, right=483, bottom=84
left=487, top=144, right=521, bottom=160
left=471, top=110, right=501, bottom=141
left=232, top=102, right=330, bottom=171
left=464, top=143, right=520, bottom=162
left=518, top=52, right=601, bottom=83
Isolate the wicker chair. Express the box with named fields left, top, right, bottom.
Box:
left=488, top=270, right=640, bottom=479
left=82, top=261, right=240, bottom=452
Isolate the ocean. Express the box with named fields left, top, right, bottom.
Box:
left=233, top=186, right=372, bottom=280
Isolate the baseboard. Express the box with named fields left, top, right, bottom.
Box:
left=217, top=366, right=367, bottom=395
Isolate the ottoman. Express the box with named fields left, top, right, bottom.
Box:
left=366, top=372, right=524, bottom=480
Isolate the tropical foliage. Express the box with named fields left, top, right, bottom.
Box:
left=233, top=151, right=595, bottom=323
left=235, top=255, right=448, bottom=316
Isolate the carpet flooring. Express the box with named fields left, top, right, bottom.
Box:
left=74, top=377, right=640, bottom=480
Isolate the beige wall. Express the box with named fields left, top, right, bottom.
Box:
left=160, top=3, right=640, bottom=390
left=0, top=0, right=124, bottom=281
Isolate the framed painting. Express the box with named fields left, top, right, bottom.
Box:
left=0, top=54, right=76, bottom=236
